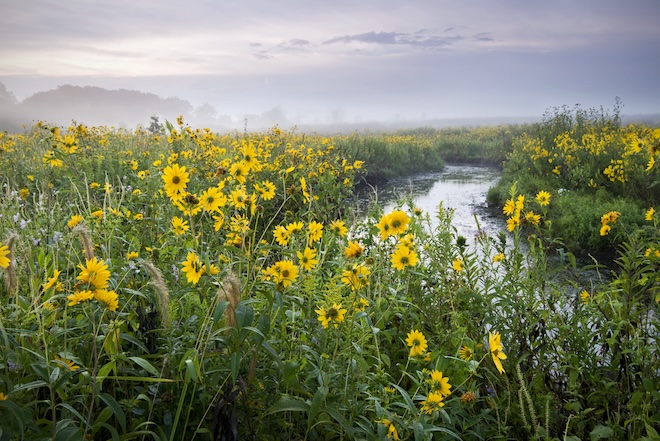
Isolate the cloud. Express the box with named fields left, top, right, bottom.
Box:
left=322, top=29, right=481, bottom=50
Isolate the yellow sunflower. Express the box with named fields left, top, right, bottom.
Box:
left=199, top=187, right=226, bottom=213
left=329, top=219, right=348, bottom=237
left=406, top=329, right=428, bottom=357
left=0, top=244, right=11, bottom=269
left=94, top=289, right=119, bottom=311
left=344, top=240, right=364, bottom=259
left=76, top=258, right=110, bottom=290
left=535, top=190, right=551, bottom=206
left=315, top=303, right=347, bottom=328
left=391, top=245, right=418, bottom=271
left=181, top=251, right=205, bottom=285
left=67, top=290, right=95, bottom=306
left=162, top=163, right=189, bottom=198
left=297, top=247, right=318, bottom=271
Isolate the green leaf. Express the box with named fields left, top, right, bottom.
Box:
left=391, top=383, right=417, bottom=414
left=129, top=356, right=160, bottom=377
left=230, top=352, right=240, bottom=384
left=13, top=380, right=48, bottom=393
left=185, top=359, right=199, bottom=383
left=213, top=300, right=228, bottom=325
left=308, top=386, right=327, bottom=424
left=645, top=423, right=659, bottom=439
left=325, top=406, right=355, bottom=438
left=235, top=304, right=254, bottom=328
left=99, top=392, right=126, bottom=432
left=266, top=397, right=310, bottom=414
left=590, top=424, right=614, bottom=441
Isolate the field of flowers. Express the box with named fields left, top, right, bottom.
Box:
left=0, top=118, right=658, bottom=440
left=490, top=104, right=660, bottom=254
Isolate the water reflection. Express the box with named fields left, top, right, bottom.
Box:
left=357, top=164, right=505, bottom=240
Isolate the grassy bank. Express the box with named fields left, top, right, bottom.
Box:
left=334, top=125, right=522, bottom=183
left=0, top=119, right=658, bottom=440
left=489, top=103, right=659, bottom=255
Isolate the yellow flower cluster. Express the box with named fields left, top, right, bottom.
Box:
left=599, top=211, right=620, bottom=236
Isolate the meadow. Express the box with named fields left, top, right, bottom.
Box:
left=0, top=114, right=658, bottom=440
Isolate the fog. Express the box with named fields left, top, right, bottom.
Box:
left=2, top=0, right=659, bottom=131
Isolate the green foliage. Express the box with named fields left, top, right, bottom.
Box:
left=491, top=101, right=659, bottom=254
left=0, top=119, right=658, bottom=440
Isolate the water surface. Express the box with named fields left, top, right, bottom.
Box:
left=357, top=164, right=505, bottom=240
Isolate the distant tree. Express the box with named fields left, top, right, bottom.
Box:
left=0, top=81, right=23, bottom=132
left=0, top=82, right=17, bottom=106
left=148, top=115, right=164, bottom=135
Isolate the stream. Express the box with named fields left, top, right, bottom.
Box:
left=356, top=164, right=505, bottom=240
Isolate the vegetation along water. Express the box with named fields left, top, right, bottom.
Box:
left=0, top=105, right=658, bottom=440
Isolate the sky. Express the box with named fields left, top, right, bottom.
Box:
left=1, top=0, right=659, bottom=124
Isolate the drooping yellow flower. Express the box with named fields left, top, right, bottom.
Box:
left=54, top=355, right=80, bottom=371
left=600, top=224, right=611, bottom=236
left=0, top=392, right=7, bottom=400
left=297, top=247, right=318, bottom=271
left=94, top=289, right=119, bottom=311
left=330, top=219, right=348, bottom=237
left=76, top=258, right=110, bottom=291
left=181, top=251, right=205, bottom=285
left=300, top=177, right=310, bottom=203
left=67, top=290, right=95, bottom=306
left=307, top=221, right=324, bottom=243
left=391, top=246, right=419, bottom=271
left=535, top=190, right=551, bottom=206
left=378, top=419, right=400, bottom=441
left=428, top=370, right=452, bottom=396
left=43, top=269, right=62, bottom=291
left=503, top=199, right=515, bottom=216
left=645, top=207, right=655, bottom=221
left=488, top=331, right=507, bottom=374
left=341, top=263, right=370, bottom=290
left=67, top=214, right=84, bottom=228
left=213, top=213, right=225, bottom=232
left=315, top=303, right=348, bottom=329
left=344, top=240, right=364, bottom=259
left=421, top=391, right=445, bottom=414
left=406, top=329, right=428, bottom=357
left=162, top=163, right=189, bottom=198
left=0, top=244, right=11, bottom=269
